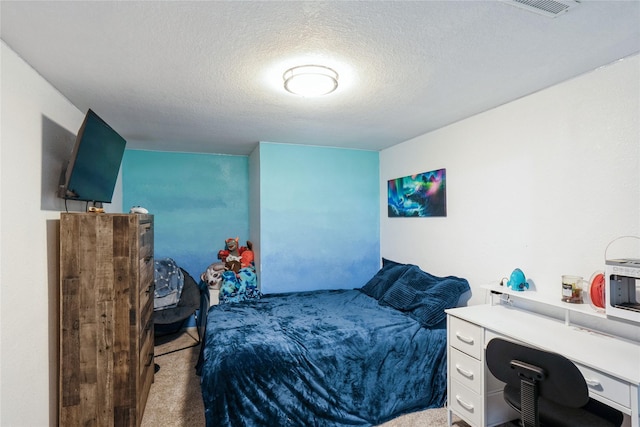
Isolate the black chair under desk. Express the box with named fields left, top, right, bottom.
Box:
left=154, top=267, right=209, bottom=358
left=486, top=338, right=623, bottom=427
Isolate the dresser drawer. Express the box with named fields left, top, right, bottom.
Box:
left=139, top=328, right=154, bottom=416
left=450, top=348, right=482, bottom=394
left=449, top=316, right=483, bottom=360
left=139, top=221, right=154, bottom=260
left=576, top=363, right=631, bottom=409
left=139, top=322, right=154, bottom=374
left=139, top=295, right=154, bottom=337
left=139, top=360, right=154, bottom=418
left=139, top=278, right=154, bottom=318
left=139, top=255, right=154, bottom=290
left=450, top=380, right=482, bottom=427
left=140, top=245, right=153, bottom=267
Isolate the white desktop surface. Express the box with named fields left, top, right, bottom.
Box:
left=446, top=304, right=640, bottom=385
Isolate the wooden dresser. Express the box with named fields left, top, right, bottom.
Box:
left=59, top=213, right=155, bottom=426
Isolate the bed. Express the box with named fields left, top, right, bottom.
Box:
left=198, top=259, right=470, bottom=426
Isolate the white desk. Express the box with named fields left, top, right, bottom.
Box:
left=446, top=304, right=640, bottom=427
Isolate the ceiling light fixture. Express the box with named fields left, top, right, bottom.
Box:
left=283, top=65, right=338, bottom=97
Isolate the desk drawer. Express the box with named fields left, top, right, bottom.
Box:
left=450, top=380, right=481, bottom=427
left=449, top=316, right=483, bottom=360
left=450, top=348, right=482, bottom=394
left=576, top=363, right=631, bottom=409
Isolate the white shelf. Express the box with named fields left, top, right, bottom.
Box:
left=482, top=284, right=606, bottom=325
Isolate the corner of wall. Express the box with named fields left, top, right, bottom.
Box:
left=249, top=144, right=262, bottom=284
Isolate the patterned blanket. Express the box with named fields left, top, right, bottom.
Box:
left=219, top=266, right=261, bottom=304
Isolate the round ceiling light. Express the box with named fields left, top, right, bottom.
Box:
left=283, top=65, right=339, bottom=97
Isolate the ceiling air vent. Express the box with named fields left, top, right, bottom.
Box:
left=502, top=0, right=580, bottom=17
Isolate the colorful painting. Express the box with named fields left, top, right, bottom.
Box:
left=388, top=168, right=447, bottom=217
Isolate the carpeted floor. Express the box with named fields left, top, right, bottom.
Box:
left=141, top=328, right=471, bottom=427
left=141, top=330, right=206, bottom=426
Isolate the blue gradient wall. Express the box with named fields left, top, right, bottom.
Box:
left=122, top=150, right=249, bottom=280
left=258, top=142, right=380, bottom=294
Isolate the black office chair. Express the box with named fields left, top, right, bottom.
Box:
left=486, top=338, right=623, bottom=427
left=154, top=267, right=209, bottom=357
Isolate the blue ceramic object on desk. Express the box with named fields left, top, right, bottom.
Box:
left=507, top=268, right=529, bottom=291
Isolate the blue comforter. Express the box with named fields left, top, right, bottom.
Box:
left=199, top=289, right=449, bottom=426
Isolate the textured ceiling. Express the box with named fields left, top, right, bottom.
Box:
left=2, top=1, right=639, bottom=155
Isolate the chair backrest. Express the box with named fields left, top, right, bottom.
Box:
left=486, top=338, right=589, bottom=408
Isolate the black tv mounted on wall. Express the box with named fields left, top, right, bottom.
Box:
left=58, top=109, right=127, bottom=205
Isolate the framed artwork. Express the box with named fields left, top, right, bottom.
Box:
left=387, top=168, right=446, bottom=217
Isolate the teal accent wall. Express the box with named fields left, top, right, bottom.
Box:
left=122, top=150, right=249, bottom=279
left=258, top=142, right=380, bottom=294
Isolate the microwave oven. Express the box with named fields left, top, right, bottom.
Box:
left=605, top=258, right=640, bottom=323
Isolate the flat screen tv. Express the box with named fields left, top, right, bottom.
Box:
left=58, top=109, right=127, bottom=204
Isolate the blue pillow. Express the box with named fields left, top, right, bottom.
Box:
left=392, top=264, right=469, bottom=291
left=391, top=265, right=441, bottom=291
left=379, top=267, right=470, bottom=327
left=359, top=258, right=412, bottom=300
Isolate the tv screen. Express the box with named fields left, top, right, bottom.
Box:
left=58, top=109, right=126, bottom=204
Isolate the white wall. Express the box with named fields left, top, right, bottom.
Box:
left=380, top=55, right=640, bottom=306
left=0, top=41, right=122, bottom=426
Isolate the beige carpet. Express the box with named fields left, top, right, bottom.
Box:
left=142, top=330, right=205, bottom=426
left=141, top=329, right=471, bottom=427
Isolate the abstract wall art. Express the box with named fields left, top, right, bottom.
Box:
left=388, top=168, right=447, bottom=217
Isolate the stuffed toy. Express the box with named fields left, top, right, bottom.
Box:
left=201, top=262, right=225, bottom=290
left=218, top=237, right=254, bottom=273
left=214, top=237, right=260, bottom=303
left=202, top=237, right=257, bottom=292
